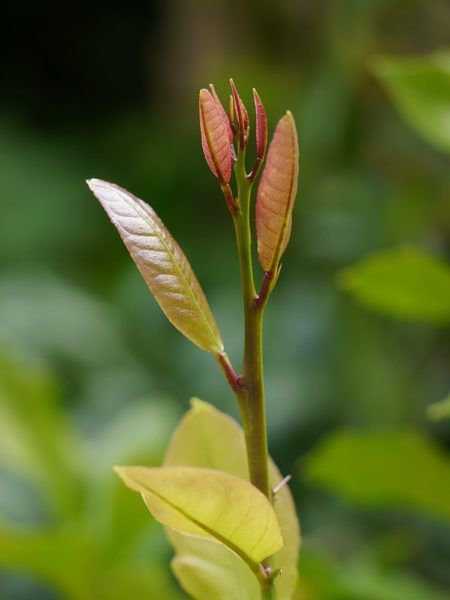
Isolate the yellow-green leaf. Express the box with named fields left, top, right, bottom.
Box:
left=114, top=465, right=283, bottom=568
left=87, top=179, right=223, bottom=353
left=165, top=399, right=300, bottom=600
left=256, top=112, right=299, bottom=273
left=338, top=247, right=450, bottom=324
left=170, top=531, right=261, bottom=600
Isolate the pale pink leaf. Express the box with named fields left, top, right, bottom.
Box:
left=87, top=179, right=224, bottom=353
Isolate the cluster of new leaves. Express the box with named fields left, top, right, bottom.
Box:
left=87, top=80, right=300, bottom=599
left=198, top=80, right=299, bottom=278
left=88, top=80, right=299, bottom=357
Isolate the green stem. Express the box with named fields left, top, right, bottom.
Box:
left=233, top=153, right=271, bottom=502
left=262, top=584, right=276, bottom=600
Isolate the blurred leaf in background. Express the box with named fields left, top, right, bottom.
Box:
left=305, top=429, right=450, bottom=521
left=0, top=350, right=182, bottom=599
left=428, top=394, right=450, bottom=422
left=338, top=247, right=450, bottom=324
left=372, top=51, right=450, bottom=153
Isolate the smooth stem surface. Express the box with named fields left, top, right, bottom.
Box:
left=262, top=585, right=276, bottom=600
left=233, top=152, right=271, bottom=502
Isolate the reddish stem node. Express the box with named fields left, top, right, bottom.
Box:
left=217, top=352, right=245, bottom=393
left=255, top=271, right=274, bottom=308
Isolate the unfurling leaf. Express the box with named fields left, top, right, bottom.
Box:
left=114, top=466, right=283, bottom=568
left=256, top=112, right=299, bottom=273
left=253, top=88, right=268, bottom=163
left=230, top=79, right=250, bottom=145
left=87, top=179, right=223, bottom=353
left=199, top=89, right=233, bottom=183
left=165, top=399, right=300, bottom=600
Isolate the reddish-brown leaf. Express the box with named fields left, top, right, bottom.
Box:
left=253, top=88, right=268, bottom=162
left=229, top=79, right=249, bottom=145
left=209, top=84, right=234, bottom=144
left=256, top=111, right=299, bottom=272
left=199, top=89, right=232, bottom=183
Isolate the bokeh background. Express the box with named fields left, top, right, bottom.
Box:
left=1, top=1, right=449, bottom=598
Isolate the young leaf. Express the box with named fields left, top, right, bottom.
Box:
left=253, top=88, right=268, bottom=163
left=170, top=531, right=261, bottom=600
left=87, top=179, right=223, bottom=353
left=256, top=111, right=299, bottom=273
left=199, top=89, right=233, bottom=183
left=165, top=399, right=300, bottom=600
left=229, top=79, right=250, bottom=144
left=209, top=84, right=234, bottom=144
left=114, top=466, right=283, bottom=567
left=338, top=247, right=450, bottom=324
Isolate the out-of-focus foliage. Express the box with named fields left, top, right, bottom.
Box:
left=338, top=247, right=450, bottom=323
left=296, top=552, right=448, bottom=600
left=1, top=0, right=449, bottom=598
left=428, top=394, right=450, bottom=422
left=0, top=351, right=182, bottom=599
left=305, top=429, right=450, bottom=520
left=373, top=51, right=450, bottom=153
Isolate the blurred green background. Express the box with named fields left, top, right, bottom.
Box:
left=1, top=1, right=449, bottom=598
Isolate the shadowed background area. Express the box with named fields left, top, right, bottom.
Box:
left=1, top=1, right=449, bottom=598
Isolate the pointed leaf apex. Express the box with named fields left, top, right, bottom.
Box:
left=199, top=87, right=232, bottom=182
left=190, top=397, right=211, bottom=413
left=256, top=112, right=299, bottom=272
left=86, top=177, right=103, bottom=190
left=114, top=465, right=127, bottom=482
left=89, top=180, right=224, bottom=353
left=229, top=79, right=249, bottom=147
left=253, top=88, right=268, bottom=163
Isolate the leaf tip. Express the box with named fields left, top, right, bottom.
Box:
left=86, top=177, right=100, bottom=191
left=189, top=397, right=212, bottom=414
left=113, top=465, right=126, bottom=478
left=86, top=177, right=112, bottom=196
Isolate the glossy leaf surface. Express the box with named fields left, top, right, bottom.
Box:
left=256, top=112, right=299, bottom=272
left=164, top=399, right=300, bottom=599
left=87, top=179, right=223, bottom=353
left=115, top=465, right=283, bottom=566
left=199, top=89, right=233, bottom=182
